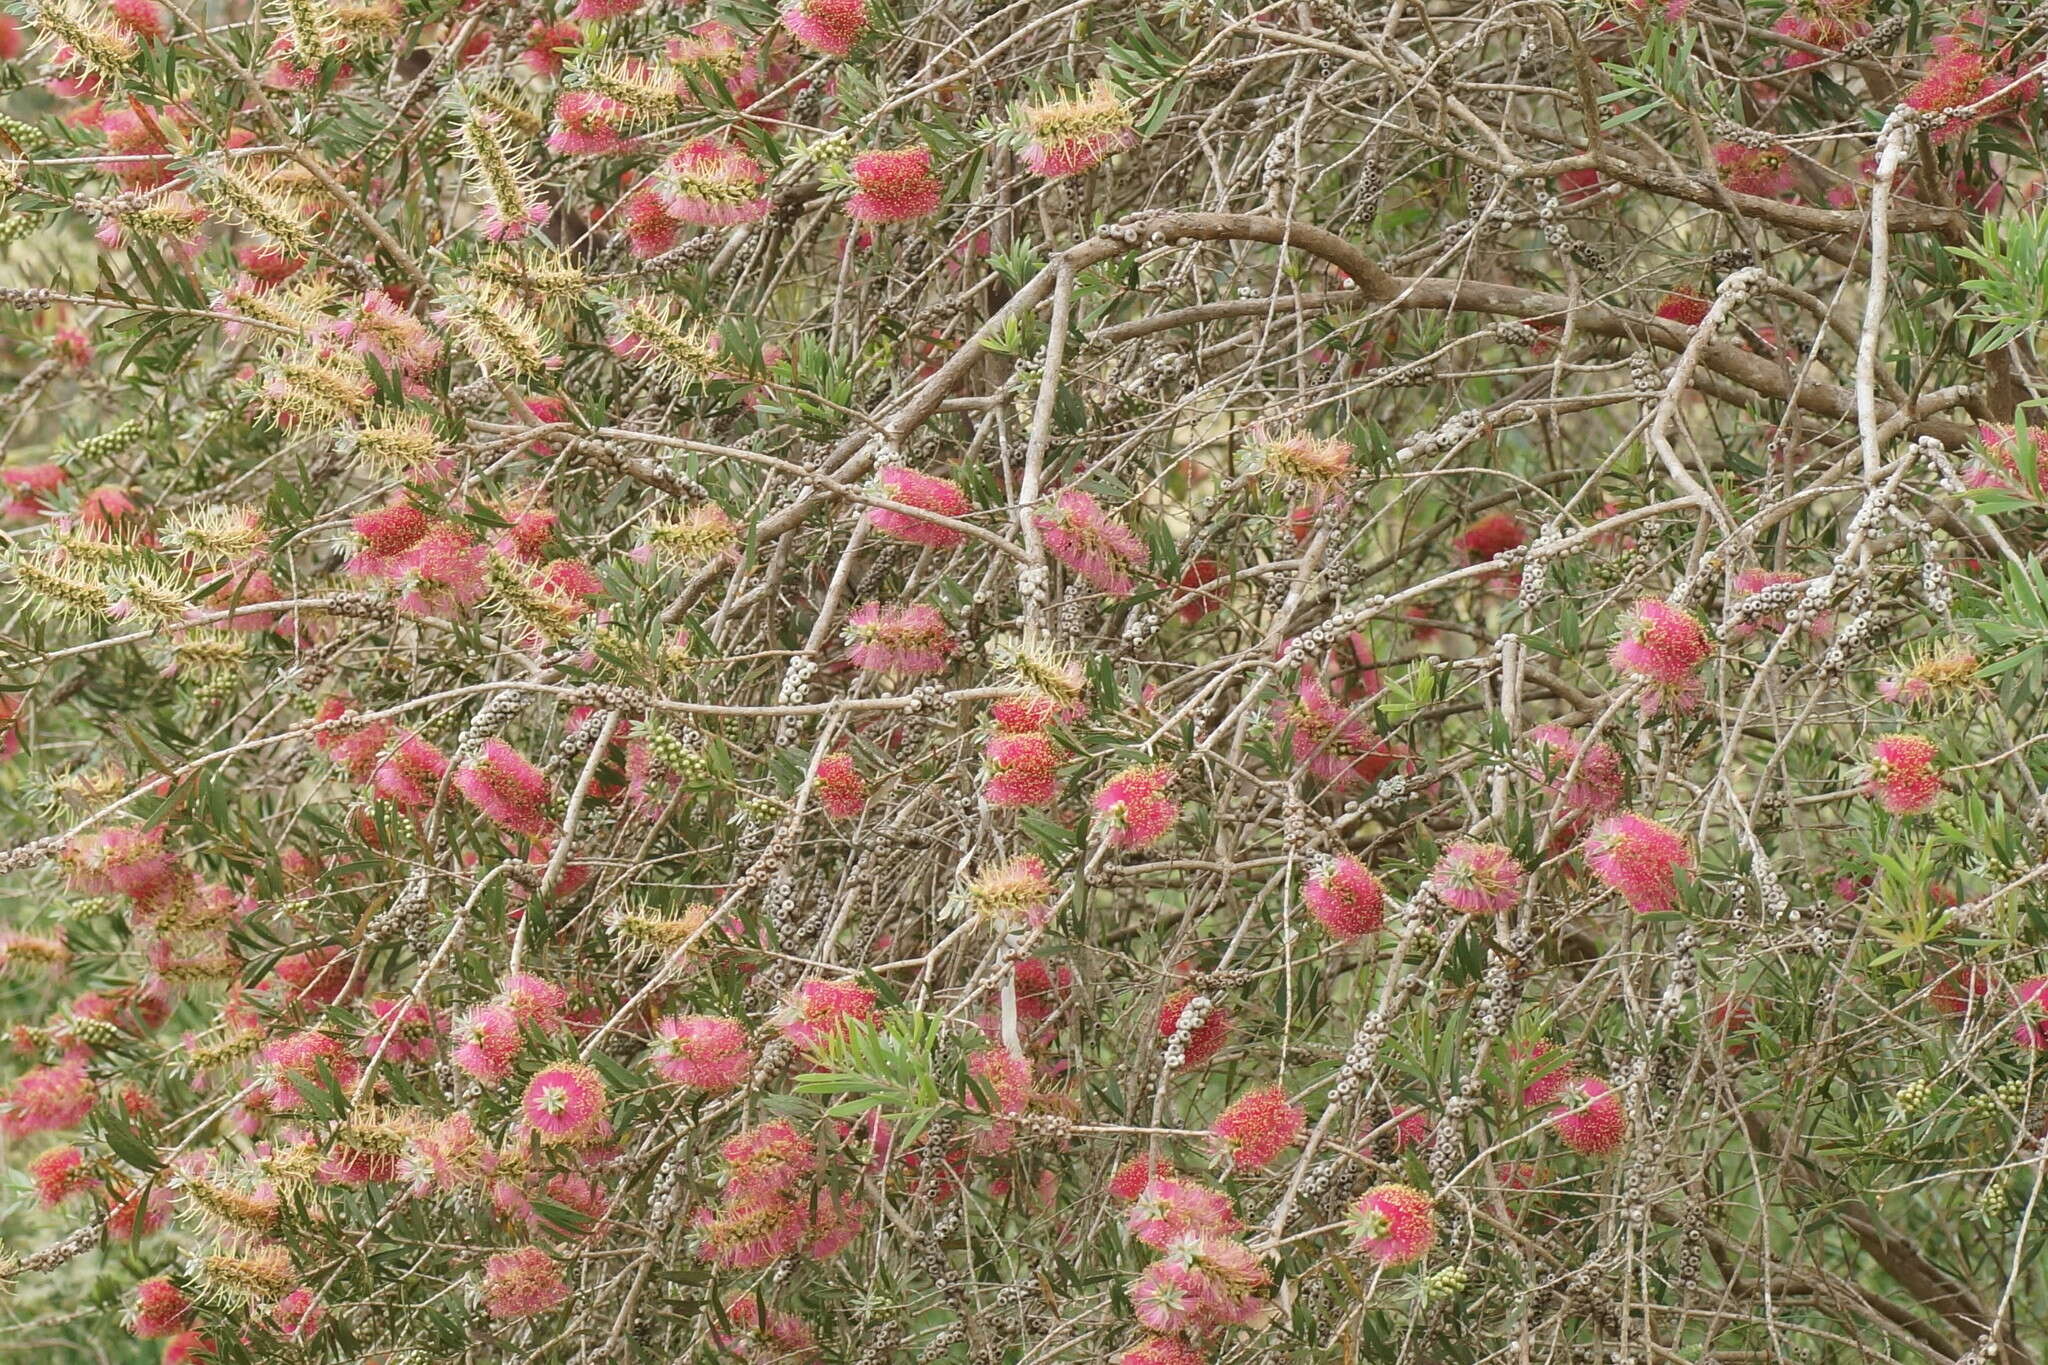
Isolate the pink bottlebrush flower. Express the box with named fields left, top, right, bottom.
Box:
left=657, top=139, right=770, bottom=226
left=1034, top=490, right=1149, bottom=596
left=990, top=685, right=1080, bottom=732
left=1713, top=141, right=1796, bottom=197
left=501, top=972, right=569, bottom=1030
left=522, top=1062, right=608, bottom=1144
left=1730, top=568, right=1831, bottom=638
left=722, top=1120, right=818, bottom=1196
left=548, top=90, right=630, bottom=156
left=337, top=289, right=443, bottom=375
left=0, top=1061, right=93, bottom=1137
left=261, top=1029, right=360, bottom=1109
left=967, top=855, right=1055, bottom=929
left=521, top=19, right=580, bottom=76
left=1304, top=856, right=1385, bottom=939
left=1120, top=1336, right=1209, bottom=1365
left=371, top=731, right=449, bottom=810
left=365, top=997, right=442, bottom=1063
left=453, top=738, right=554, bottom=837
left=481, top=1246, right=569, bottom=1320
left=1158, top=988, right=1231, bottom=1068
left=1427, top=840, right=1523, bottom=915
left=1093, top=764, right=1178, bottom=850
left=1551, top=1076, right=1627, bottom=1155
left=1131, top=1260, right=1208, bottom=1334
left=275, top=946, right=358, bottom=1006
left=109, top=0, right=169, bottom=40
left=869, top=464, right=971, bottom=546
left=619, top=187, right=684, bottom=258
left=1210, top=1084, right=1305, bottom=1168
left=1584, top=812, right=1693, bottom=913
left=271, top=1288, right=324, bottom=1340
left=1127, top=1174, right=1241, bottom=1249
left=62, top=825, right=183, bottom=911
left=29, top=1145, right=97, bottom=1207
left=779, top=978, right=877, bottom=1051
left=650, top=1013, right=754, bottom=1090
left=970, top=1047, right=1034, bottom=1116
left=1611, top=597, right=1712, bottom=685
left=1867, top=734, right=1941, bottom=816
left=1653, top=288, right=1710, bottom=327
left=1281, top=677, right=1404, bottom=789
left=847, top=146, right=943, bottom=222
left=131, top=1277, right=194, bottom=1339
left=2014, top=977, right=2048, bottom=1049
left=1510, top=1039, right=1574, bottom=1107
left=844, top=601, right=957, bottom=676
left=2, top=461, right=68, bottom=521
left=1527, top=723, right=1624, bottom=815
left=1349, top=1182, right=1437, bottom=1267
left=712, top=1299, right=818, bottom=1361
left=1455, top=512, right=1526, bottom=560
left=1019, top=81, right=1139, bottom=177
left=781, top=0, right=869, bottom=55
left=814, top=751, right=866, bottom=818
left=1256, top=427, right=1353, bottom=502
left=1013, top=956, right=1070, bottom=1024
left=571, top=0, right=640, bottom=16
left=1109, top=1154, right=1174, bottom=1202
left=451, top=1002, right=523, bottom=1083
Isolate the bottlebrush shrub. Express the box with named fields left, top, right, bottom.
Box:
left=9, top=1, right=2048, bottom=1363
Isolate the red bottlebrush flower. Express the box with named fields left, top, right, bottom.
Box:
left=1019, top=81, right=1139, bottom=177
left=570, top=0, right=640, bottom=16
left=1176, top=556, right=1227, bottom=623
left=781, top=0, right=870, bottom=56
left=722, top=1120, right=818, bottom=1197
left=62, top=825, right=184, bottom=911
left=521, top=19, right=580, bottom=76
left=619, top=187, right=684, bottom=258
left=869, top=464, right=971, bottom=546
left=1556, top=166, right=1602, bottom=202
left=454, top=738, right=554, bottom=836
left=982, top=730, right=1063, bottom=809
left=548, top=90, right=630, bottom=156
left=1454, top=512, right=1526, bottom=560
left=1427, top=839, right=1523, bottom=915
left=1303, top=856, right=1386, bottom=939
left=364, top=997, right=442, bottom=1063
left=1210, top=1084, right=1305, bottom=1168
left=1034, top=489, right=1149, bottom=597
left=1867, top=734, right=1941, bottom=816
left=1281, top=677, right=1403, bottom=789
left=28, top=1144, right=98, bottom=1207
left=1093, top=764, right=1178, bottom=850
left=1654, top=287, right=1711, bottom=327
left=1930, top=961, right=1999, bottom=1019
left=1158, top=988, right=1231, bottom=1069
left=1109, top=1153, right=1175, bottom=1201
left=969, top=1047, right=1034, bottom=1116
left=712, top=1299, right=818, bottom=1361
left=0, top=14, right=21, bottom=60
left=1611, top=597, right=1712, bottom=686
left=814, top=751, right=867, bottom=818
left=844, top=601, right=957, bottom=676
left=778, top=978, right=877, bottom=1051
left=109, top=0, right=169, bottom=40
left=274, top=945, right=359, bottom=1006
left=657, top=139, right=770, bottom=226
left=261, top=1029, right=360, bottom=1111
left=1510, top=1038, right=1574, bottom=1107
left=967, top=855, right=1055, bottom=929
left=312, top=695, right=389, bottom=780
left=1551, top=1075, right=1627, bottom=1155
left=650, top=1013, right=753, bottom=1090
left=131, top=1276, right=194, bottom=1338
left=847, top=146, right=944, bottom=223
left=2, top=461, right=67, bottom=521
left=1528, top=723, right=1625, bottom=815
left=1348, top=1183, right=1437, bottom=1267
left=1712, top=141, right=1795, bottom=197
left=2014, top=977, right=2048, bottom=1049
left=522, top=1062, right=608, bottom=1144
left=1584, top=812, right=1693, bottom=913
left=480, top=1246, right=570, bottom=1320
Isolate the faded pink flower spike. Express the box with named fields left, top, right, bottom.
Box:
left=480, top=1246, right=570, bottom=1320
